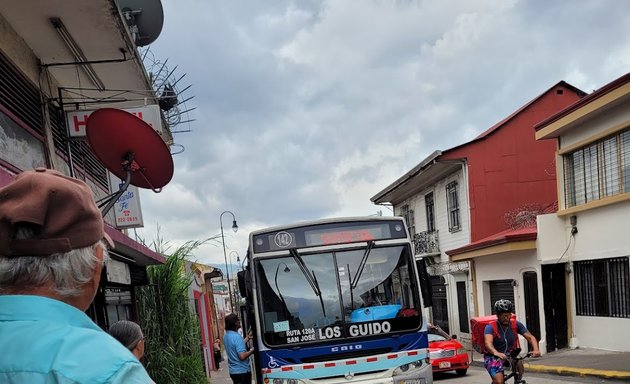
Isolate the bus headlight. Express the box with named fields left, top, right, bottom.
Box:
left=393, top=360, right=424, bottom=376
left=272, top=379, right=300, bottom=384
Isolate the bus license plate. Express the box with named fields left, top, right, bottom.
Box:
left=439, top=361, right=451, bottom=368
left=401, top=380, right=423, bottom=384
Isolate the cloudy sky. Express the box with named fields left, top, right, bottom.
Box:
left=136, top=0, right=630, bottom=268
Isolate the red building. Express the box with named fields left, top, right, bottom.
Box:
left=443, top=82, right=585, bottom=243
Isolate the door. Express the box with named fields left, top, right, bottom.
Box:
left=431, top=275, right=449, bottom=333
left=542, top=263, right=568, bottom=351
left=523, top=271, right=541, bottom=345
left=456, top=281, right=469, bottom=333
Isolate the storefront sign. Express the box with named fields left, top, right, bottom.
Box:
left=108, top=172, right=144, bottom=229
left=65, top=105, right=162, bottom=137
left=105, top=259, right=131, bottom=285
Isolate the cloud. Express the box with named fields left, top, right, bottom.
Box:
left=136, top=0, right=630, bottom=267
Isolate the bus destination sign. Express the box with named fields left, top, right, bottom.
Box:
left=253, top=220, right=407, bottom=253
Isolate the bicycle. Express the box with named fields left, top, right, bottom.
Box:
left=503, top=348, right=532, bottom=384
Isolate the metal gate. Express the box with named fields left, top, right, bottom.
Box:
left=489, top=280, right=514, bottom=314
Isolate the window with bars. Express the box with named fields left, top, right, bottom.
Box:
left=400, top=204, right=416, bottom=237
left=425, top=192, right=435, bottom=232
left=446, top=181, right=460, bottom=232
left=574, top=257, right=630, bottom=318
left=564, top=129, right=630, bottom=208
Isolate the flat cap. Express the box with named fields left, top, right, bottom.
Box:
left=0, top=168, right=113, bottom=256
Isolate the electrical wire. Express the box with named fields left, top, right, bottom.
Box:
left=554, top=232, right=574, bottom=264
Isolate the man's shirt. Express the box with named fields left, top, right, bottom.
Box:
left=0, top=295, right=153, bottom=383
left=223, top=330, right=251, bottom=374
left=484, top=319, right=528, bottom=355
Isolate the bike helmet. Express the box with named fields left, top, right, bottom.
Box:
left=494, top=299, right=514, bottom=314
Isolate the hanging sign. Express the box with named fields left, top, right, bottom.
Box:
left=108, top=171, right=144, bottom=229
left=66, top=105, right=162, bottom=137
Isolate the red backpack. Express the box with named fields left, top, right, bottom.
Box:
left=470, top=314, right=519, bottom=354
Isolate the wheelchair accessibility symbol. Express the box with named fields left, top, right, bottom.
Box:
left=267, top=356, right=279, bottom=369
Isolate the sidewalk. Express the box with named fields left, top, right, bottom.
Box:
left=208, top=367, right=232, bottom=384
left=471, top=347, right=630, bottom=381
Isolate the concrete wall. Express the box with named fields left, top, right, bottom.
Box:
left=473, top=249, right=544, bottom=353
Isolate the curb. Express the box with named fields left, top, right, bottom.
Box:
left=470, top=358, right=630, bottom=381
left=524, top=363, right=630, bottom=381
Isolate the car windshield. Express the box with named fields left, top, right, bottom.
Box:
left=255, top=245, right=421, bottom=346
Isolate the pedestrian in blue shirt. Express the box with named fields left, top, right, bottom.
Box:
left=223, top=313, right=254, bottom=384
left=0, top=169, right=153, bottom=383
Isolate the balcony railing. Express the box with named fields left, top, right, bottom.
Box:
left=413, top=230, right=440, bottom=255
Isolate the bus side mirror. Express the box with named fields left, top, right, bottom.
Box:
left=237, top=270, right=248, bottom=299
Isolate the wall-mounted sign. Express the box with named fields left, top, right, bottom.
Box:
left=105, top=259, right=131, bottom=285
left=108, top=171, right=144, bottom=229
left=66, top=105, right=163, bottom=137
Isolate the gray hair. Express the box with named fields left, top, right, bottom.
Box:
left=0, top=225, right=109, bottom=297
left=109, top=320, right=144, bottom=350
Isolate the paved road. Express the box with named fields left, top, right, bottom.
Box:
left=434, top=366, right=624, bottom=383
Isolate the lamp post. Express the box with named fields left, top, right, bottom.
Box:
left=229, top=251, right=240, bottom=275
left=220, top=210, right=238, bottom=312
left=229, top=250, right=240, bottom=305
left=274, top=262, right=291, bottom=305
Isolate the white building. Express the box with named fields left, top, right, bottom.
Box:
left=535, top=72, right=630, bottom=352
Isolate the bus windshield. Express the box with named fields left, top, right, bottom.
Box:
left=255, top=244, right=421, bottom=347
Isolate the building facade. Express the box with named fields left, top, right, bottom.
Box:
left=372, top=81, right=585, bottom=350
left=0, top=0, right=170, bottom=329
left=535, top=73, right=630, bottom=352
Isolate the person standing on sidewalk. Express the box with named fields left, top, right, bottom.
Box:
left=484, top=299, right=541, bottom=384
left=223, top=313, right=254, bottom=384
left=0, top=168, right=153, bottom=383
left=214, top=337, right=223, bottom=371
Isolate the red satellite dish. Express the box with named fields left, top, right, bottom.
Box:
left=86, top=108, right=174, bottom=215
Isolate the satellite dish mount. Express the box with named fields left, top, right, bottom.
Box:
left=86, top=108, right=174, bottom=217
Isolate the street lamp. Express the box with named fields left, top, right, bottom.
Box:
left=274, top=262, right=291, bottom=307
left=220, top=210, right=238, bottom=312
left=229, top=250, right=240, bottom=276
left=229, top=250, right=240, bottom=305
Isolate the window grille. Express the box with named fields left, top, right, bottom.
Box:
left=564, top=129, right=630, bottom=207
left=446, top=181, right=460, bottom=232
left=574, top=257, right=630, bottom=318
left=400, top=204, right=416, bottom=237
left=425, top=192, right=435, bottom=232
left=0, top=51, right=43, bottom=135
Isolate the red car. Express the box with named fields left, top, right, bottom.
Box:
left=428, top=324, right=469, bottom=376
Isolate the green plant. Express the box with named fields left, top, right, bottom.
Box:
left=137, top=239, right=210, bottom=384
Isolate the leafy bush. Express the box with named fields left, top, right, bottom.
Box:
left=137, top=240, right=208, bottom=384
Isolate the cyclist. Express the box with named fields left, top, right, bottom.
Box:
left=484, top=299, right=541, bottom=384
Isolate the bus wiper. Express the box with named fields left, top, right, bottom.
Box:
left=289, top=248, right=326, bottom=317
left=350, top=240, right=374, bottom=290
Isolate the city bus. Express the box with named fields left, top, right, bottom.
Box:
left=237, top=216, right=434, bottom=383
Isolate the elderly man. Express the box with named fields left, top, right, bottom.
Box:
left=0, top=168, right=152, bottom=383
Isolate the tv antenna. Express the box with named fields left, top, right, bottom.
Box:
left=86, top=108, right=174, bottom=216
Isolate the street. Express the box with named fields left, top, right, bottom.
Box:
left=433, top=366, right=622, bottom=384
